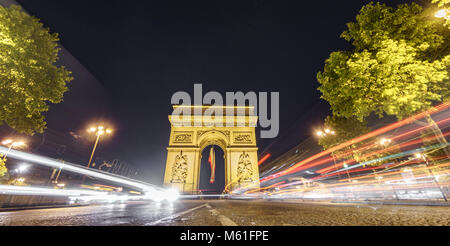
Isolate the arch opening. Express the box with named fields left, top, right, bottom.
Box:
left=199, top=145, right=225, bottom=195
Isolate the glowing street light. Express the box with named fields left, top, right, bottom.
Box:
left=315, top=127, right=335, bottom=138
left=414, top=152, right=424, bottom=159
left=379, top=138, right=392, bottom=146
left=16, top=164, right=29, bottom=173
left=1, top=139, right=12, bottom=145
left=1, top=138, right=26, bottom=160
left=315, top=127, right=338, bottom=178
left=82, top=125, right=113, bottom=184
left=86, top=125, right=113, bottom=169
left=435, top=9, right=448, bottom=19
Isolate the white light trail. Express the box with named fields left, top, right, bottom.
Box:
left=0, top=147, right=179, bottom=202
left=0, top=185, right=108, bottom=197
left=0, top=146, right=154, bottom=191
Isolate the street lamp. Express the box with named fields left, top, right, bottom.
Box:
left=378, top=138, right=391, bottom=146
left=16, top=164, right=29, bottom=173
left=342, top=162, right=351, bottom=179
left=316, top=130, right=324, bottom=137
left=86, top=125, right=113, bottom=169
left=435, top=9, right=448, bottom=19
left=315, top=127, right=338, bottom=179
left=315, top=128, right=335, bottom=138
left=1, top=139, right=26, bottom=160
left=316, top=127, right=337, bottom=177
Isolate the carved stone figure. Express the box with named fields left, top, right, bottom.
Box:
left=171, top=150, right=188, bottom=183
left=237, top=151, right=253, bottom=182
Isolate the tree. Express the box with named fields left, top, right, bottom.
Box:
left=317, top=2, right=449, bottom=121
left=0, top=5, right=73, bottom=135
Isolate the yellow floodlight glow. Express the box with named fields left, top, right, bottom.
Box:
left=435, top=9, right=448, bottom=18
left=2, top=139, right=12, bottom=145
left=415, top=153, right=424, bottom=159
left=13, top=141, right=25, bottom=147
left=379, top=138, right=391, bottom=146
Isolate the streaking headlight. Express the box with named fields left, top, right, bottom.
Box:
left=143, top=189, right=164, bottom=202
left=164, top=189, right=179, bottom=202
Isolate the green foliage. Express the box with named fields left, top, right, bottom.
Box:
left=0, top=156, right=6, bottom=177
left=432, top=0, right=449, bottom=7
left=317, top=2, right=450, bottom=121
left=0, top=5, right=73, bottom=135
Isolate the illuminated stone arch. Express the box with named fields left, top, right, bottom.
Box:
left=163, top=105, right=260, bottom=194
left=197, top=130, right=228, bottom=152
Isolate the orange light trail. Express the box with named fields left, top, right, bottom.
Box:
left=258, top=153, right=271, bottom=165
left=260, top=101, right=450, bottom=184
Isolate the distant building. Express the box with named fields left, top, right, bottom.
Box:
left=0, top=0, right=118, bottom=184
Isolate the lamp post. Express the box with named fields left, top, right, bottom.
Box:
left=86, top=126, right=112, bottom=169
left=343, top=162, right=351, bottom=179
left=82, top=125, right=112, bottom=183
left=1, top=139, right=26, bottom=160
left=315, top=127, right=340, bottom=179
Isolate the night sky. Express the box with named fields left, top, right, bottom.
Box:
left=14, top=0, right=413, bottom=186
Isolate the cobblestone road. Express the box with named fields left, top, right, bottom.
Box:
left=1, top=200, right=449, bottom=226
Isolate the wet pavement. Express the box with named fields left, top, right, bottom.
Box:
left=1, top=200, right=449, bottom=226
left=171, top=200, right=450, bottom=226
left=0, top=201, right=202, bottom=226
